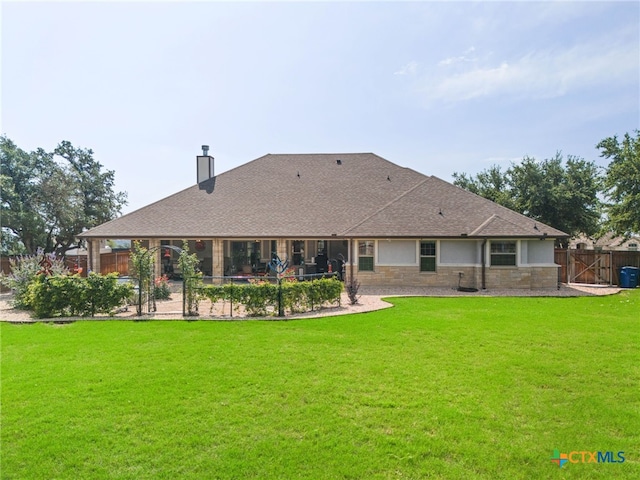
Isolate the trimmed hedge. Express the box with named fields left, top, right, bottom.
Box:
left=200, top=278, right=343, bottom=317
left=26, top=273, right=133, bottom=319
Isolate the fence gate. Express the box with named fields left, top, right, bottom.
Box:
left=556, top=249, right=640, bottom=285
left=568, top=250, right=612, bottom=285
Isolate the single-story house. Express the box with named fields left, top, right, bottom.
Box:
left=79, top=150, right=567, bottom=289
left=570, top=233, right=640, bottom=252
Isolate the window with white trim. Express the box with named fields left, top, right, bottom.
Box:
left=420, top=241, right=436, bottom=272
left=490, top=241, right=517, bottom=266
left=358, top=240, right=374, bottom=271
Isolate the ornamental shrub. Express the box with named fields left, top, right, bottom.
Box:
left=27, top=275, right=82, bottom=318
left=0, top=251, right=68, bottom=310
left=201, top=284, right=224, bottom=311
left=242, top=282, right=278, bottom=316
left=198, top=277, right=342, bottom=317
left=26, top=273, right=133, bottom=319
left=85, top=273, right=133, bottom=317
left=282, top=280, right=308, bottom=313
left=221, top=282, right=244, bottom=315
left=344, top=277, right=361, bottom=305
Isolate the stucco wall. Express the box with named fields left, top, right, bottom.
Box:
left=439, top=240, right=481, bottom=264
left=525, top=239, right=554, bottom=264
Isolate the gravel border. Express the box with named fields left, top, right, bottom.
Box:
left=0, top=283, right=626, bottom=323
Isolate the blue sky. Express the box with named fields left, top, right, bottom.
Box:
left=2, top=1, right=638, bottom=214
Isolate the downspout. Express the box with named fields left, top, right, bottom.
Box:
left=349, top=238, right=354, bottom=282
left=481, top=238, right=487, bottom=290
left=87, top=239, right=93, bottom=273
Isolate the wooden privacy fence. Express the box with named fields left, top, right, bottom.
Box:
left=555, top=249, right=640, bottom=285
left=100, top=251, right=131, bottom=275
left=1, top=251, right=132, bottom=278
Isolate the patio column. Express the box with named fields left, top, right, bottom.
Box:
left=276, top=239, right=288, bottom=263
left=212, top=238, right=224, bottom=278
left=88, top=238, right=101, bottom=274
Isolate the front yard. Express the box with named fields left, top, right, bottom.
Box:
left=1, top=291, right=638, bottom=479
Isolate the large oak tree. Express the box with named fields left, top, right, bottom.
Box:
left=1, top=136, right=127, bottom=255
left=597, top=131, right=640, bottom=236
left=453, top=153, right=602, bottom=238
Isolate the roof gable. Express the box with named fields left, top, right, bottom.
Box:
left=342, top=176, right=565, bottom=238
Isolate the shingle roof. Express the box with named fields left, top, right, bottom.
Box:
left=79, top=153, right=567, bottom=239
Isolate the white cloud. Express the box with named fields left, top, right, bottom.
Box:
left=419, top=40, right=638, bottom=105
left=394, top=61, right=418, bottom=76
left=438, top=46, right=476, bottom=66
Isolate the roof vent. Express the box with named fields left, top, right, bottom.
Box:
left=336, top=159, right=342, bottom=165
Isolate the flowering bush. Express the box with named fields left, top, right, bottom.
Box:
left=154, top=275, right=171, bottom=300
left=280, top=267, right=298, bottom=282
left=0, top=250, right=69, bottom=309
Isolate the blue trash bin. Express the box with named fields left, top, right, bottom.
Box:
left=619, top=266, right=639, bottom=288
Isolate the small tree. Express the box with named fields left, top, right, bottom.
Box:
left=179, top=241, right=203, bottom=316
left=130, top=241, right=154, bottom=315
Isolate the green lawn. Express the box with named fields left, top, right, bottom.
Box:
left=1, top=291, right=639, bottom=479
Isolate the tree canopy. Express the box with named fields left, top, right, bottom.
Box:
left=1, top=136, right=127, bottom=255
left=453, top=153, right=602, bottom=238
left=451, top=165, right=515, bottom=210
left=597, top=131, right=640, bottom=236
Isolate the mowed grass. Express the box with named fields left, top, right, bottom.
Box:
left=1, top=291, right=639, bottom=479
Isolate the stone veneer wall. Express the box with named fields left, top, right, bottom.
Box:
left=480, top=266, right=560, bottom=289
left=348, top=265, right=560, bottom=289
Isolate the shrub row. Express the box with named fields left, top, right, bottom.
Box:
left=200, top=278, right=343, bottom=316
left=26, top=273, right=134, bottom=319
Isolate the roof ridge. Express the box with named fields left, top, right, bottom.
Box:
left=264, top=152, right=374, bottom=157
left=341, top=177, right=429, bottom=235
left=470, top=213, right=532, bottom=236
left=469, top=214, right=500, bottom=236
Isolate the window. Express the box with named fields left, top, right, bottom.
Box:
left=490, top=241, right=517, bottom=266
left=358, top=240, right=374, bottom=271
left=420, top=241, right=436, bottom=272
